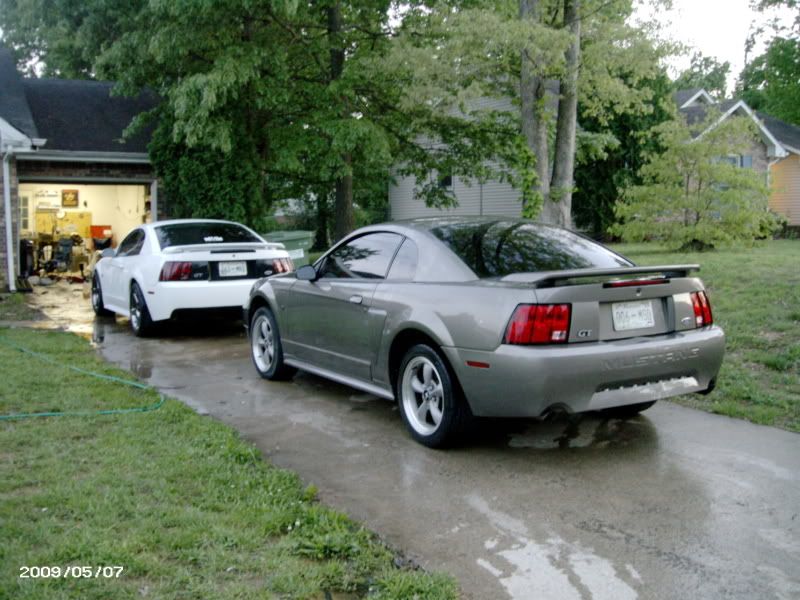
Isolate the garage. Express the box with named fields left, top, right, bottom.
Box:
left=0, top=47, right=158, bottom=290
left=17, top=182, right=151, bottom=278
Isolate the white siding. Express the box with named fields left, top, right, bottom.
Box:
left=389, top=171, right=523, bottom=220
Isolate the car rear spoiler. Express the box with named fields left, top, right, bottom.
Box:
left=162, top=242, right=285, bottom=254
left=501, top=264, right=701, bottom=288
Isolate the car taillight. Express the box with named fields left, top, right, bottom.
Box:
left=690, top=291, right=713, bottom=327
left=271, top=257, right=294, bottom=274
left=503, top=304, right=571, bottom=345
left=159, top=261, right=207, bottom=281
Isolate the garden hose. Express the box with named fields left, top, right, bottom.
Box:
left=0, top=335, right=165, bottom=420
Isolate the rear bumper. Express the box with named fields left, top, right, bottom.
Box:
left=147, top=279, right=255, bottom=321
left=442, top=326, right=725, bottom=417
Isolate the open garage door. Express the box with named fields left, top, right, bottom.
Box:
left=17, top=182, right=151, bottom=277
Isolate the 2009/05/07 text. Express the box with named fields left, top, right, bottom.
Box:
left=19, top=566, right=124, bottom=578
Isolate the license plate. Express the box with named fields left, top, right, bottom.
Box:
left=218, top=261, right=247, bottom=277
left=612, top=300, right=655, bottom=331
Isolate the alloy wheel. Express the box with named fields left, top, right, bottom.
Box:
left=252, top=315, right=275, bottom=373
left=401, top=356, right=445, bottom=436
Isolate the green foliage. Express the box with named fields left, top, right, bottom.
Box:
left=574, top=71, right=675, bottom=237
left=0, top=0, right=145, bottom=77
left=673, top=52, right=731, bottom=99
left=148, top=116, right=272, bottom=230
left=611, top=112, right=777, bottom=249
left=739, top=37, right=800, bottom=126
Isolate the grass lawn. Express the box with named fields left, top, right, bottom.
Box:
left=0, top=328, right=457, bottom=600
left=0, top=292, right=42, bottom=321
left=614, top=240, right=800, bottom=432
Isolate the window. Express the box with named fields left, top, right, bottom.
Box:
left=386, top=238, right=419, bottom=280
left=116, top=229, right=145, bottom=257
left=19, top=195, right=30, bottom=232
left=154, top=223, right=261, bottom=249
left=429, top=220, right=632, bottom=278
left=438, top=172, right=453, bottom=189
left=319, top=232, right=403, bottom=280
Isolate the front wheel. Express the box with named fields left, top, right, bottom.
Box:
left=250, top=307, right=296, bottom=381
left=129, top=282, right=155, bottom=337
left=397, top=344, right=473, bottom=448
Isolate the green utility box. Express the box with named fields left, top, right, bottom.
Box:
left=262, top=230, right=315, bottom=267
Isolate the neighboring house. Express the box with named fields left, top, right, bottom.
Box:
left=389, top=96, right=535, bottom=221
left=0, top=48, right=159, bottom=291
left=389, top=86, right=800, bottom=229
left=675, top=88, right=800, bottom=227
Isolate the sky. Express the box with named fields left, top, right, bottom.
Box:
left=632, top=0, right=797, bottom=94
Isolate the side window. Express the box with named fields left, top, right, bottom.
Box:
left=386, top=238, right=419, bottom=280
left=116, top=230, right=145, bottom=257
left=319, top=233, right=403, bottom=280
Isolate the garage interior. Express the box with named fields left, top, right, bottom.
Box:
left=17, top=182, right=151, bottom=282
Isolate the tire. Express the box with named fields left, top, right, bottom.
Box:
left=601, top=401, right=656, bottom=419
left=250, top=307, right=297, bottom=381
left=91, top=274, right=114, bottom=317
left=396, top=344, right=473, bottom=449
left=129, top=282, right=155, bottom=337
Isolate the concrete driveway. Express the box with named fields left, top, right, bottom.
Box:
left=28, top=290, right=800, bottom=600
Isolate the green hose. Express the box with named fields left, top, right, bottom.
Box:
left=0, top=335, right=165, bottom=420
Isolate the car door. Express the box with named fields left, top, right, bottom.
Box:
left=283, top=232, right=403, bottom=382
left=107, top=229, right=146, bottom=308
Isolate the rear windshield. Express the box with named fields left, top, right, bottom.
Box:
left=429, top=220, right=632, bottom=278
left=155, top=223, right=261, bottom=249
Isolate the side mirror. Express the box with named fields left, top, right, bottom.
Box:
left=101, top=248, right=116, bottom=259
left=296, top=264, right=318, bottom=281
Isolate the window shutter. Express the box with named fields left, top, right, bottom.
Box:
left=742, top=155, right=753, bottom=168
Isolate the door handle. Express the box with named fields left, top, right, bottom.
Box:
left=349, top=295, right=363, bottom=305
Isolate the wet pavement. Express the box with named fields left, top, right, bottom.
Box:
left=22, top=288, right=800, bottom=600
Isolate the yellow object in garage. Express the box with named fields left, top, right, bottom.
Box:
left=35, top=210, right=92, bottom=240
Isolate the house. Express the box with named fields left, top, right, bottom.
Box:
left=388, top=86, right=800, bottom=230
left=675, top=88, right=800, bottom=228
left=0, top=48, right=158, bottom=291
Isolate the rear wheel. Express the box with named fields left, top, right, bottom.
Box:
left=601, top=401, right=656, bottom=419
left=129, top=282, right=155, bottom=337
left=250, top=307, right=296, bottom=380
left=397, top=344, right=473, bottom=448
left=91, top=275, right=113, bottom=317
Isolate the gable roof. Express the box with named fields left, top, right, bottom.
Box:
left=22, top=78, right=157, bottom=153
left=757, top=112, right=800, bottom=155
left=675, top=88, right=789, bottom=158
left=673, top=88, right=714, bottom=109
left=0, top=46, right=157, bottom=155
left=0, top=48, right=38, bottom=139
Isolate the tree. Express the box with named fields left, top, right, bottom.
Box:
left=573, top=71, right=675, bottom=238
left=673, top=52, right=731, bottom=99
left=0, top=0, right=144, bottom=77
left=390, top=0, right=668, bottom=227
left=610, top=112, right=777, bottom=250
left=740, top=37, right=800, bottom=125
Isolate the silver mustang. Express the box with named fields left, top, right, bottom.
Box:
left=244, top=217, right=725, bottom=448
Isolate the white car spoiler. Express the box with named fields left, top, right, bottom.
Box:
left=162, top=242, right=286, bottom=254
left=502, top=264, right=701, bottom=288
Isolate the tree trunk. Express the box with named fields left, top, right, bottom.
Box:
left=519, top=0, right=551, bottom=215
left=314, top=192, right=331, bottom=250
left=328, top=1, right=355, bottom=241
left=547, top=0, right=581, bottom=228
left=334, top=156, right=354, bottom=241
